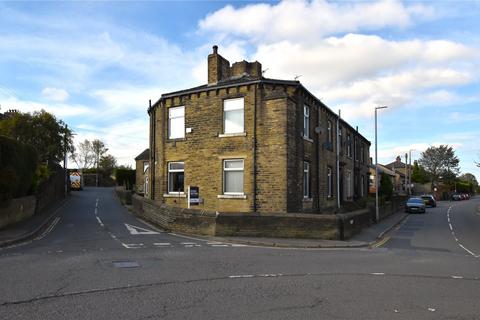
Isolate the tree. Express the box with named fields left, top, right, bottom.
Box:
left=379, top=172, right=393, bottom=201
left=0, top=109, right=74, bottom=164
left=70, top=139, right=95, bottom=170
left=91, top=139, right=108, bottom=170
left=411, top=161, right=429, bottom=184
left=99, top=154, right=117, bottom=177
left=459, top=173, right=478, bottom=184
left=418, top=145, right=460, bottom=189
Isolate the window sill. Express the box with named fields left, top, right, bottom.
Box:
left=218, top=132, right=247, bottom=138
left=163, top=193, right=186, bottom=198
left=218, top=194, right=247, bottom=199
left=303, top=197, right=313, bottom=202
left=302, top=136, right=314, bottom=143
left=167, top=138, right=186, bottom=142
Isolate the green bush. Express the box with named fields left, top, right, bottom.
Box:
left=0, top=135, right=38, bottom=201
left=115, top=168, right=136, bottom=190
left=379, top=172, right=393, bottom=201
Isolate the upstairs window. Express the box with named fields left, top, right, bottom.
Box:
left=327, top=120, right=333, bottom=144
left=347, top=133, right=352, bottom=158
left=143, top=161, right=149, bottom=173
left=338, top=127, right=343, bottom=154
left=223, top=159, right=244, bottom=194
left=303, top=105, right=310, bottom=138
left=168, top=162, right=184, bottom=193
left=223, top=98, right=244, bottom=134
left=327, top=166, right=333, bottom=198
left=361, top=145, right=365, bottom=164
left=303, top=161, right=310, bottom=198
left=168, top=106, right=185, bottom=139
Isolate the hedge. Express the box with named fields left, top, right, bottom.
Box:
left=0, top=135, right=38, bottom=202
left=115, top=168, right=135, bottom=190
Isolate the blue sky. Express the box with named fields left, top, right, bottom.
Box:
left=0, top=0, right=479, bottom=180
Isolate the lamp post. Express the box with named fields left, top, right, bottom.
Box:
left=408, top=149, right=415, bottom=195
left=375, top=106, right=388, bottom=223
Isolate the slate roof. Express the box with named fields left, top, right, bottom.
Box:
left=134, top=148, right=150, bottom=161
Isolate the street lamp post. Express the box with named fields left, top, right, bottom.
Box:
left=375, top=106, right=388, bottom=223
left=408, top=149, right=415, bottom=196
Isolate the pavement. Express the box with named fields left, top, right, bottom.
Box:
left=0, top=198, right=67, bottom=248
left=1, top=193, right=410, bottom=249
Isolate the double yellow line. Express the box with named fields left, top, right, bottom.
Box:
left=371, top=236, right=391, bottom=248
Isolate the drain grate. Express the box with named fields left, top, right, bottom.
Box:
left=112, top=260, right=140, bottom=268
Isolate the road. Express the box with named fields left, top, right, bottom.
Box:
left=0, top=188, right=479, bottom=319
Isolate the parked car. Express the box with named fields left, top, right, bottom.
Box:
left=405, top=197, right=426, bottom=214
left=421, top=194, right=436, bottom=207
left=451, top=194, right=461, bottom=201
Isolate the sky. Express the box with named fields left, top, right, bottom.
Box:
left=0, top=0, right=479, bottom=179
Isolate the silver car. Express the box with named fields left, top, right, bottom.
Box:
left=405, top=197, right=426, bottom=214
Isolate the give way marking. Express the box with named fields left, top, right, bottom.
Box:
left=124, top=223, right=159, bottom=235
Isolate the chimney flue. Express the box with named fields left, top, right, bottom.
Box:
left=213, top=45, right=218, bottom=54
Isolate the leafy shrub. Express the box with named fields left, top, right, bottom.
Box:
left=0, top=135, right=38, bottom=202
left=115, top=168, right=136, bottom=190
left=379, top=172, right=393, bottom=201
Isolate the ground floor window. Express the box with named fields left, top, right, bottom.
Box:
left=223, top=159, right=244, bottom=194
left=361, top=175, right=365, bottom=197
left=346, top=170, right=352, bottom=198
left=303, top=161, right=310, bottom=198
left=327, top=166, right=333, bottom=198
left=168, top=162, right=184, bottom=193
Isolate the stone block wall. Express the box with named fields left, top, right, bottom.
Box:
left=131, top=194, right=370, bottom=240
left=0, top=196, right=36, bottom=230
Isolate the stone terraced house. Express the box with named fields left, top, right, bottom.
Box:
left=147, top=46, right=370, bottom=214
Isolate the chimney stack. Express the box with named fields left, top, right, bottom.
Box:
left=208, top=45, right=230, bottom=85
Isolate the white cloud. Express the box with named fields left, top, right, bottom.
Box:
left=73, top=119, right=148, bottom=167
left=199, top=0, right=435, bottom=43
left=0, top=92, right=93, bottom=118
left=41, top=87, right=69, bottom=102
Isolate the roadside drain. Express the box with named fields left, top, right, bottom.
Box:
left=113, top=260, right=140, bottom=268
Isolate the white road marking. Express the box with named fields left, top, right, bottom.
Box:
left=230, top=244, right=247, bottom=247
left=96, top=216, right=104, bottom=228
left=211, top=244, right=229, bottom=247
left=123, top=243, right=145, bottom=249
left=229, top=275, right=254, bottom=278
left=153, top=243, right=172, bottom=246
left=446, top=205, right=479, bottom=258
left=371, top=272, right=385, bottom=275
left=180, top=242, right=197, bottom=245
left=451, top=276, right=464, bottom=279
left=428, top=308, right=436, bottom=312
left=124, top=223, right=159, bottom=235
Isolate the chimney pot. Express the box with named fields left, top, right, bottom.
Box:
left=213, top=45, right=218, bottom=54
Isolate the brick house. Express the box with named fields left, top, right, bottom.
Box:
left=147, top=46, right=370, bottom=214
left=134, top=148, right=150, bottom=196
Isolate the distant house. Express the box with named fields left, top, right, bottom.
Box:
left=385, top=156, right=412, bottom=194
left=134, top=149, right=150, bottom=197
left=369, top=164, right=396, bottom=194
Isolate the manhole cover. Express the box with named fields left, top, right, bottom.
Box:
left=112, top=260, right=140, bottom=268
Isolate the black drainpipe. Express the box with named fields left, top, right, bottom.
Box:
left=253, top=84, right=258, bottom=213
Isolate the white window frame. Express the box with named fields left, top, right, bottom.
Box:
left=347, top=133, right=352, bottom=158
left=361, top=175, right=365, bottom=197
left=346, top=170, right=352, bottom=198
left=168, top=106, right=185, bottom=139
left=327, top=166, right=333, bottom=198
left=303, top=161, right=310, bottom=198
left=143, top=161, right=149, bottom=173
left=223, top=97, right=244, bottom=134
left=327, top=120, right=332, bottom=143
left=338, top=127, right=343, bottom=153
left=168, top=161, right=184, bottom=194
left=223, top=159, right=244, bottom=195
left=303, top=105, right=310, bottom=139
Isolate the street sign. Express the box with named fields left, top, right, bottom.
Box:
left=188, top=186, right=200, bottom=208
